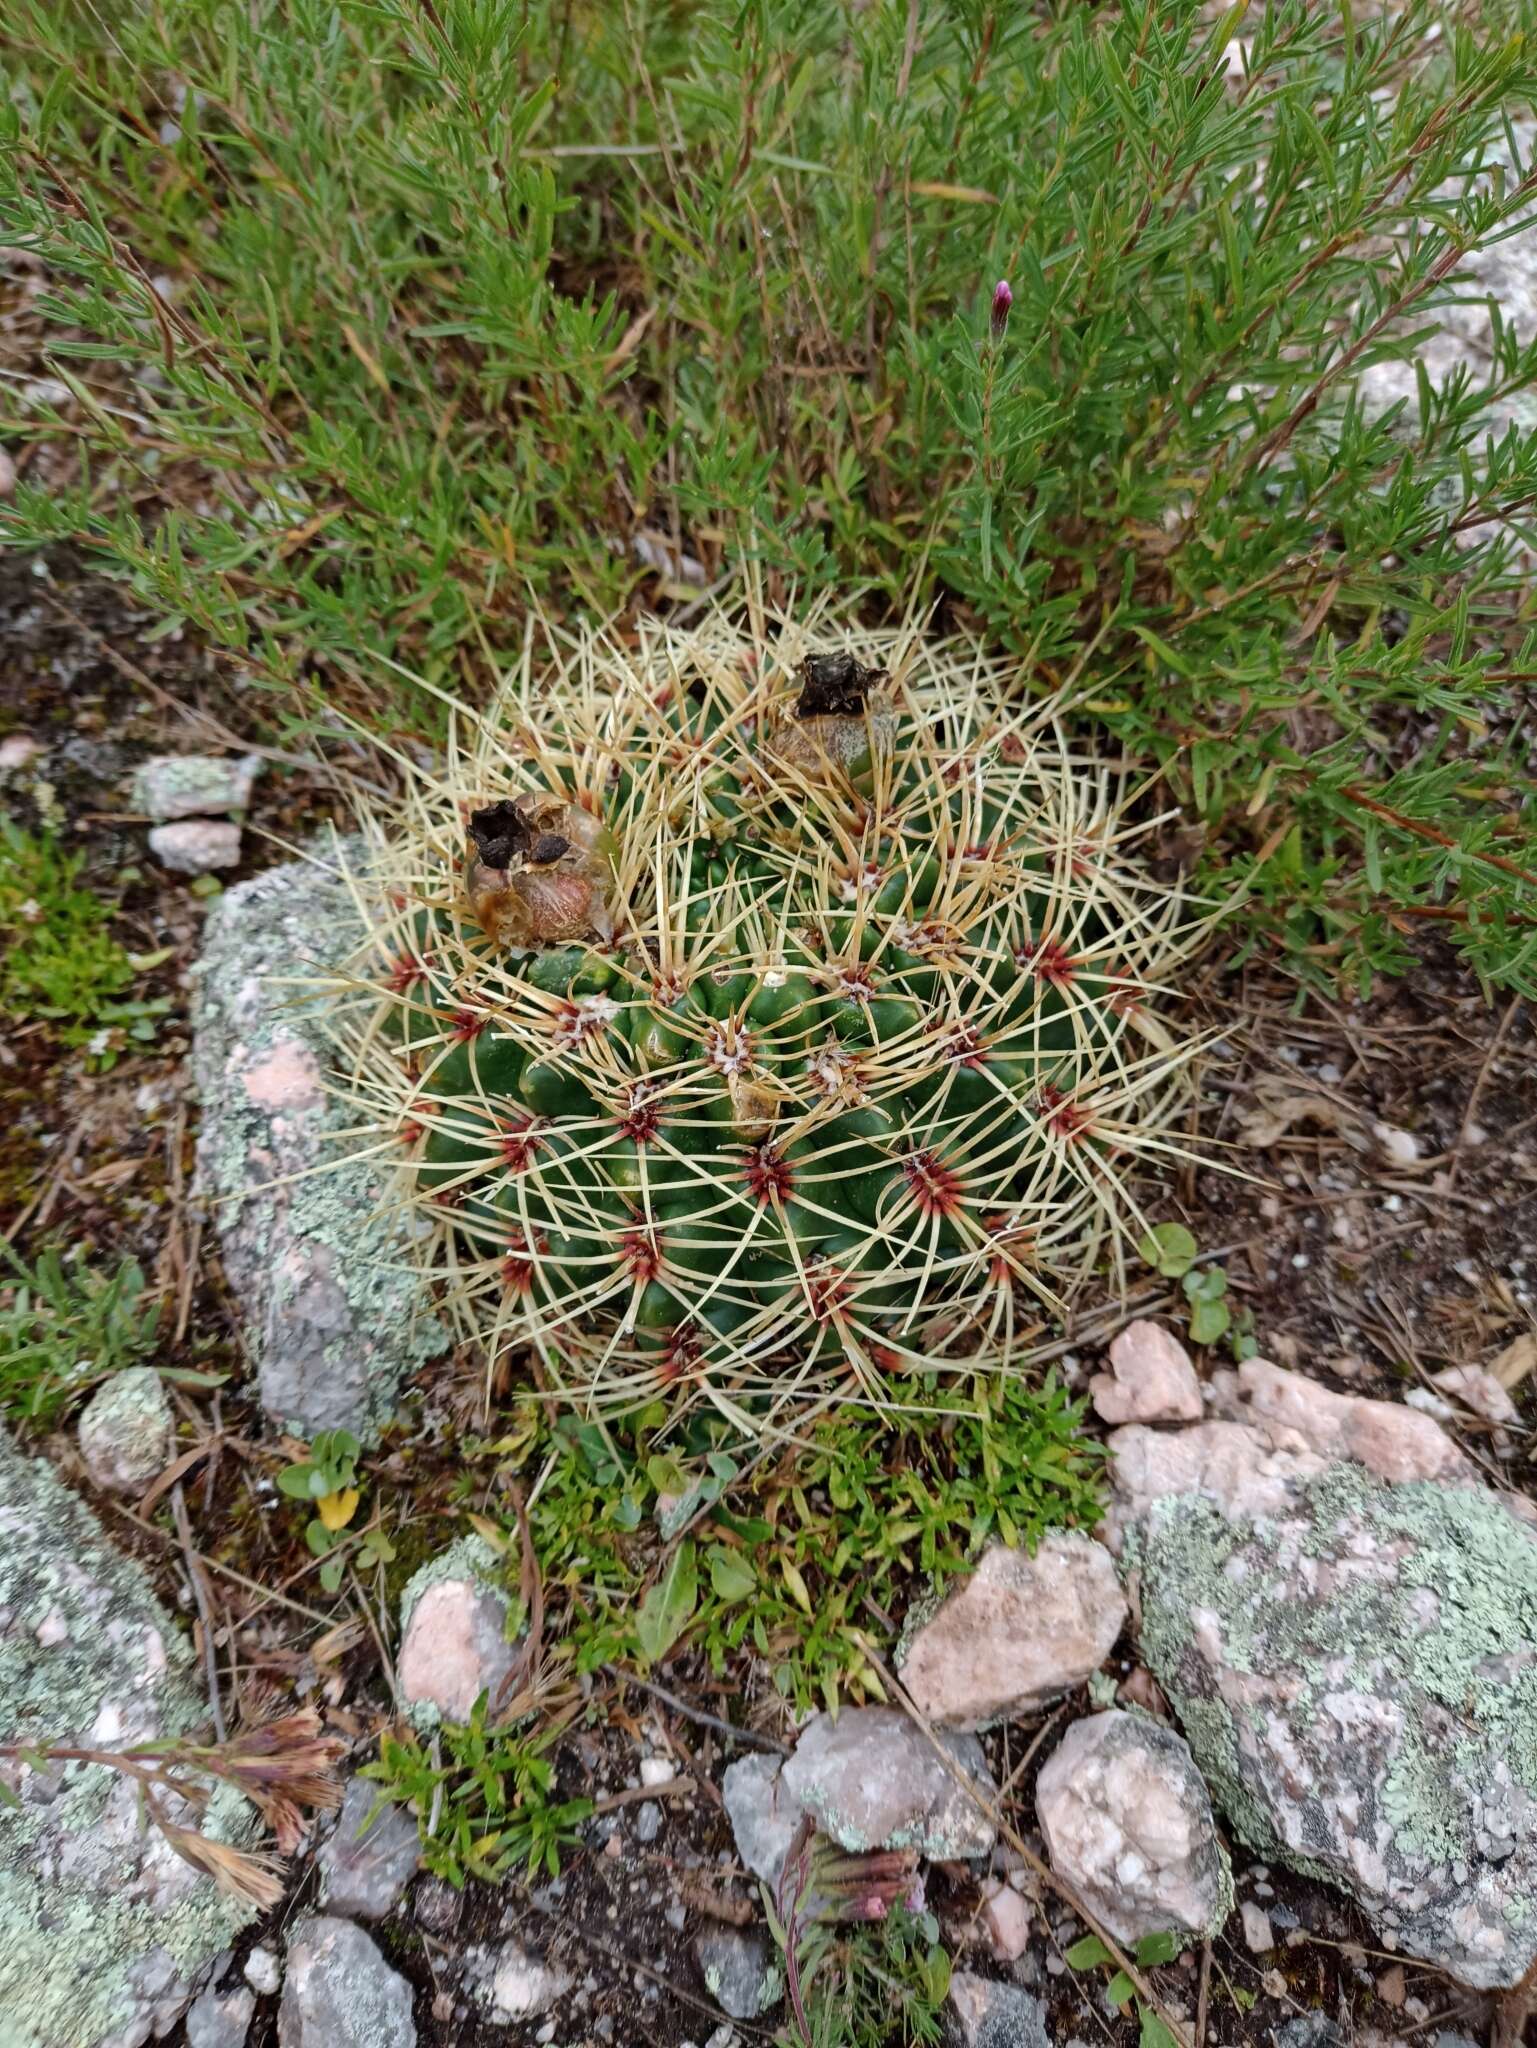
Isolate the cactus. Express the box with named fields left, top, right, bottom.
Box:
left=329, top=596, right=1202, bottom=1421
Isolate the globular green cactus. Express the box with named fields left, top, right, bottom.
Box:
left=331, top=597, right=1201, bottom=1421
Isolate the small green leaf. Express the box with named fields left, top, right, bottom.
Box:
left=1139, top=2010, right=1183, bottom=2048
left=1137, top=1222, right=1198, bottom=1278
left=707, top=1545, right=757, bottom=1604
left=1105, top=1969, right=1135, bottom=2009
left=1188, top=1296, right=1232, bottom=1345
left=1064, top=1936, right=1112, bottom=1971
left=634, top=1540, right=698, bottom=1664
left=1135, top=1931, right=1184, bottom=1966
left=277, top=1464, right=318, bottom=1499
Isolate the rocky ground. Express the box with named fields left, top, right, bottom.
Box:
left=1, top=548, right=1534, bottom=2048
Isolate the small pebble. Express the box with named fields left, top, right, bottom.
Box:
left=243, top=1946, right=280, bottom=1996
left=1240, top=1901, right=1274, bottom=1952
left=150, top=819, right=242, bottom=874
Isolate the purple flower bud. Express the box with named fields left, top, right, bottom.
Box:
left=990, top=278, right=1012, bottom=342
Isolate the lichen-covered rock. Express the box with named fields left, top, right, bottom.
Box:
left=780, top=1706, right=997, bottom=1861
left=77, top=1367, right=174, bottom=1493
left=693, top=1926, right=781, bottom=2020
left=133, top=753, right=262, bottom=823
left=1104, top=1416, right=1329, bottom=1549
left=317, top=1776, right=420, bottom=1920
left=396, top=1536, right=519, bottom=1726
left=1035, top=1710, right=1232, bottom=1944
left=276, top=1915, right=415, bottom=2048
left=185, top=1978, right=256, bottom=2048
left=0, top=1430, right=256, bottom=2048
left=897, top=1534, right=1127, bottom=1731
left=947, top=1972, right=1052, bottom=2048
left=1135, top=1466, right=1537, bottom=1988
left=192, top=846, right=444, bottom=1441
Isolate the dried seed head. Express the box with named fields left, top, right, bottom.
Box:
left=465, top=792, right=616, bottom=947
left=794, top=650, right=887, bottom=719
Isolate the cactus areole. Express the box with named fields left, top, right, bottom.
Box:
left=336, top=601, right=1197, bottom=1419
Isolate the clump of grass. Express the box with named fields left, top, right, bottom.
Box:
left=2, top=1, right=1537, bottom=992
left=0, top=1242, right=162, bottom=1424
left=0, top=821, right=140, bottom=1032
left=361, top=1695, right=593, bottom=1887
left=466, top=1370, right=1104, bottom=1714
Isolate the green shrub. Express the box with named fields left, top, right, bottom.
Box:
left=2, top=0, right=1535, bottom=991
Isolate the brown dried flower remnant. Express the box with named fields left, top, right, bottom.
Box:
left=793, top=650, right=889, bottom=720
left=0, top=1701, right=347, bottom=1909
left=762, top=651, right=896, bottom=780
left=465, top=790, right=616, bottom=948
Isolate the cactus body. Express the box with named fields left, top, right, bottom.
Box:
left=331, top=599, right=1199, bottom=1419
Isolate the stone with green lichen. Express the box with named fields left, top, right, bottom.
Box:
left=133, top=753, right=262, bottom=823
left=0, top=1428, right=256, bottom=2048
left=693, top=1926, right=781, bottom=2020
left=77, top=1366, right=173, bottom=1493
left=396, top=1535, right=521, bottom=1729
left=276, top=1914, right=415, bottom=2048
left=192, top=843, right=444, bottom=1443
left=779, top=1705, right=997, bottom=1860
left=1133, top=1463, right=1537, bottom=1989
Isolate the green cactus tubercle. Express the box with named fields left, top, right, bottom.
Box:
left=338, top=608, right=1194, bottom=1414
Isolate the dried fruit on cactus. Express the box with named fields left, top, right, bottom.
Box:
left=330, top=597, right=1202, bottom=1419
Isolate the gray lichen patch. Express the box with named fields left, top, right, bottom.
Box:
left=1134, top=1464, right=1537, bottom=1989
left=192, top=840, right=444, bottom=1443
left=0, top=1431, right=255, bottom=2048
left=132, top=752, right=262, bottom=822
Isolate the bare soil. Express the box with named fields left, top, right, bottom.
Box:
left=2, top=549, right=1532, bottom=2047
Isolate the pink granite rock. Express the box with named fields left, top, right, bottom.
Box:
left=1036, top=1710, right=1231, bottom=1943
left=1236, top=1358, right=1477, bottom=1484
left=1104, top=1418, right=1329, bottom=1548
left=977, top=1877, right=1033, bottom=1961
left=1105, top=1356, right=1497, bottom=1547
left=396, top=1539, right=519, bottom=1724
left=898, top=1535, right=1127, bottom=1728
left=1430, top=1363, right=1520, bottom=1426
left=149, top=819, right=242, bottom=874
left=1090, top=1320, right=1203, bottom=1425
